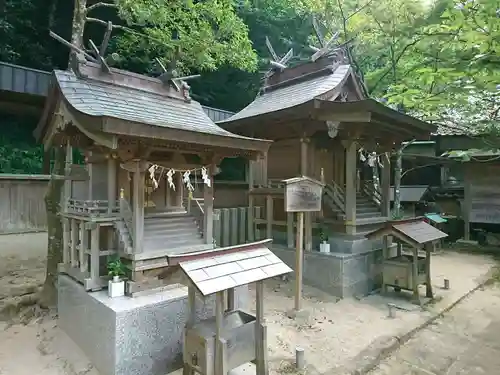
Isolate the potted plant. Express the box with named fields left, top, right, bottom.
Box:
left=107, top=255, right=126, bottom=298
left=319, top=229, right=330, bottom=253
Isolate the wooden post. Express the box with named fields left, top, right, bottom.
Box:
left=295, top=212, right=304, bottom=311
left=412, top=246, right=420, bottom=304
left=64, top=139, right=73, bottom=209
left=262, top=153, right=268, bottom=187
left=132, top=162, right=145, bottom=253
left=90, top=224, right=100, bottom=287
left=425, top=242, right=434, bottom=298
left=266, top=195, right=273, bottom=239
left=107, top=156, right=117, bottom=214
left=203, top=165, right=214, bottom=245
left=70, top=219, right=78, bottom=267
left=300, top=138, right=313, bottom=251
left=215, top=291, right=228, bottom=375
left=287, top=212, right=294, bottom=248
left=255, top=280, right=269, bottom=375
left=62, top=218, right=70, bottom=265
left=248, top=161, right=255, bottom=241
left=344, top=141, right=357, bottom=235
left=227, top=287, right=235, bottom=311
left=183, top=284, right=197, bottom=375
left=79, top=222, right=88, bottom=272
left=381, top=152, right=391, bottom=287
left=176, top=171, right=184, bottom=208
left=463, top=169, right=471, bottom=240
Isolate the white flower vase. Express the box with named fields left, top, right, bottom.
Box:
left=319, top=241, right=330, bottom=253
left=108, top=275, right=125, bottom=298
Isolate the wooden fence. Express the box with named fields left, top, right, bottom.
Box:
left=213, top=207, right=262, bottom=247
left=0, top=174, right=49, bottom=233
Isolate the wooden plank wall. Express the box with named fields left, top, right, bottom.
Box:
left=213, top=207, right=262, bottom=247
left=0, top=174, right=49, bottom=233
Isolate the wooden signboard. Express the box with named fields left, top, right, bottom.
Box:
left=283, top=176, right=324, bottom=213
left=469, top=167, right=500, bottom=224
left=282, top=176, right=324, bottom=314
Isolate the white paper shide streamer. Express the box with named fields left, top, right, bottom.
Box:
left=166, top=169, right=175, bottom=191
left=201, top=167, right=211, bottom=188
left=148, top=165, right=159, bottom=189
left=183, top=171, right=194, bottom=191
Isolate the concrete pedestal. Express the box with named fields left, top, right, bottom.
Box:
left=58, top=275, right=248, bottom=375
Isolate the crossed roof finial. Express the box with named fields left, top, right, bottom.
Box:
left=263, top=36, right=293, bottom=78
left=309, top=16, right=343, bottom=62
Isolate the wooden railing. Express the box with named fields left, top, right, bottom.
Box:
left=324, top=180, right=345, bottom=214
left=362, top=179, right=382, bottom=206
left=119, top=190, right=134, bottom=248
left=66, top=199, right=119, bottom=216
left=188, top=197, right=205, bottom=237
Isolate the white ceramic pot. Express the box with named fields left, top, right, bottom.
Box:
left=108, top=277, right=125, bottom=298
left=319, top=241, right=330, bottom=253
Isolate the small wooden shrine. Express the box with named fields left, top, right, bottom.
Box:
left=34, top=38, right=272, bottom=295
left=366, top=218, right=448, bottom=304
left=167, top=239, right=291, bottom=375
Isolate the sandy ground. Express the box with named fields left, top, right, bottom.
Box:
left=0, top=233, right=497, bottom=375
left=370, top=284, right=500, bottom=374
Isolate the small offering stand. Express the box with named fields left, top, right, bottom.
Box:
left=366, top=218, right=448, bottom=304
left=283, top=176, right=324, bottom=313
left=169, top=239, right=292, bottom=375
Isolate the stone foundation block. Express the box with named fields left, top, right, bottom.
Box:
left=58, top=275, right=248, bottom=375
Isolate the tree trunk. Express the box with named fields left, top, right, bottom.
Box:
left=39, top=0, right=88, bottom=308
left=38, top=147, right=65, bottom=308
left=393, top=148, right=402, bottom=219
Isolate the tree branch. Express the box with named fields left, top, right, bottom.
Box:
left=85, top=1, right=118, bottom=14
left=85, top=17, right=124, bottom=30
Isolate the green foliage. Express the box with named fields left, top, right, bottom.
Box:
left=107, top=255, right=127, bottom=278
left=0, top=115, right=44, bottom=174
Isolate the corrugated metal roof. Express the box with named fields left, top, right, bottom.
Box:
left=219, top=64, right=351, bottom=123
left=179, top=246, right=292, bottom=296
left=390, top=186, right=429, bottom=202
left=54, top=70, right=246, bottom=139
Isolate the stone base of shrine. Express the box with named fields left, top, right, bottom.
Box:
left=271, top=243, right=396, bottom=298
left=58, top=275, right=248, bottom=375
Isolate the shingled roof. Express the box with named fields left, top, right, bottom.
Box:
left=220, top=64, right=352, bottom=124
left=35, top=61, right=271, bottom=155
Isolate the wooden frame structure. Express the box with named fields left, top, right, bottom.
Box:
left=218, top=47, right=437, bottom=249
left=167, top=239, right=291, bottom=375
left=34, top=50, right=272, bottom=294
left=366, top=218, right=448, bottom=304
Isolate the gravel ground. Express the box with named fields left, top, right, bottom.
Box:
left=0, top=233, right=496, bottom=375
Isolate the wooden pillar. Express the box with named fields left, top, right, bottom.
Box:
left=255, top=280, right=269, bottom=375
left=344, top=141, right=357, bottom=235
left=295, top=212, right=304, bottom=311
left=248, top=160, right=255, bottom=241
left=88, top=151, right=94, bottom=200
left=64, top=140, right=73, bottom=207
left=381, top=152, right=391, bottom=249
left=90, top=223, right=100, bottom=287
left=262, top=153, right=268, bottom=187
left=62, top=218, right=70, bottom=265
left=463, top=168, right=471, bottom=240
left=215, top=291, right=228, bottom=375
left=227, top=287, right=235, bottom=311
left=176, top=171, right=184, bottom=208
left=412, top=246, right=420, bottom=304
left=203, top=164, right=214, bottom=245
left=300, top=138, right=312, bottom=250
left=425, top=242, right=434, bottom=299
left=133, top=162, right=145, bottom=253
left=79, top=222, right=88, bottom=273
left=266, top=195, right=273, bottom=239
left=107, top=157, right=117, bottom=214
left=287, top=212, right=294, bottom=248
left=70, top=219, right=78, bottom=267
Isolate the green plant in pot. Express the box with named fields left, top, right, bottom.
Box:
left=319, top=228, right=330, bottom=253
left=107, top=255, right=126, bottom=282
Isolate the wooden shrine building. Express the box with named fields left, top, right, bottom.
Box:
left=217, top=41, right=437, bottom=297
left=34, top=55, right=272, bottom=294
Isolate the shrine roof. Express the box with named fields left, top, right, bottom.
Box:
left=389, top=186, right=430, bottom=203
left=170, top=240, right=292, bottom=296
left=366, top=218, right=447, bottom=247
left=53, top=69, right=250, bottom=139
left=219, top=64, right=351, bottom=125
